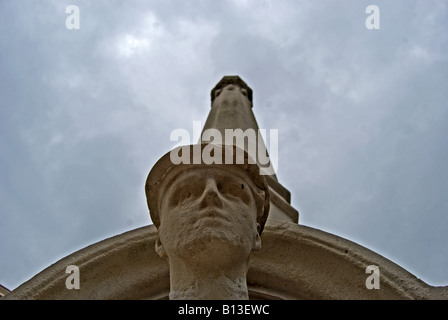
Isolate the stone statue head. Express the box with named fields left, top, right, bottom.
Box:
left=146, top=143, right=269, bottom=257
left=145, top=144, right=270, bottom=299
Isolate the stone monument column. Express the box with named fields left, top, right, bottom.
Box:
left=203, top=76, right=299, bottom=223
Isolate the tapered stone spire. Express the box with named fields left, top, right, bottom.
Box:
left=201, top=76, right=298, bottom=223
left=205, top=75, right=256, bottom=134
left=203, top=76, right=277, bottom=178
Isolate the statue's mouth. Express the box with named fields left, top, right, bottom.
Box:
left=197, top=209, right=229, bottom=223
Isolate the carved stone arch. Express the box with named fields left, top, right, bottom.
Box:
left=4, top=220, right=446, bottom=300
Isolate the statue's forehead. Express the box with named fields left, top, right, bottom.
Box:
left=168, top=165, right=251, bottom=185
left=159, top=165, right=254, bottom=194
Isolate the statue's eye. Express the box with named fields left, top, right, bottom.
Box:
left=171, top=190, right=192, bottom=206
left=241, top=88, right=247, bottom=97
left=215, top=89, right=222, bottom=98
left=218, top=183, right=241, bottom=198
left=241, top=184, right=244, bottom=190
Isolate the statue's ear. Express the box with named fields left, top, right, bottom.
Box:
left=253, top=224, right=262, bottom=251
left=155, top=235, right=166, bottom=258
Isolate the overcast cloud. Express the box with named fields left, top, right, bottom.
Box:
left=1, top=0, right=447, bottom=291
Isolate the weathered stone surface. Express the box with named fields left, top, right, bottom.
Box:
left=146, top=144, right=270, bottom=299
left=5, top=220, right=447, bottom=300
left=146, top=143, right=270, bottom=233
left=202, top=76, right=299, bottom=223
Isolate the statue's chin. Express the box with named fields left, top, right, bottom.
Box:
left=173, top=228, right=252, bottom=263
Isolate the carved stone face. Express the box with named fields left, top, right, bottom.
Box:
left=156, top=165, right=262, bottom=265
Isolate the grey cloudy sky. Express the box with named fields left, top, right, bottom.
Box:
left=1, top=0, right=447, bottom=291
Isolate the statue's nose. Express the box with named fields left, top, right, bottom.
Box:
left=199, top=179, right=223, bottom=209
left=226, top=84, right=235, bottom=91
